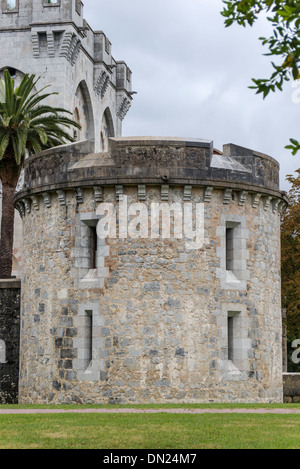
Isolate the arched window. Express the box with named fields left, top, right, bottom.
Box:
left=7, top=67, right=16, bottom=78
left=0, top=67, right=24, bottom=82
left=0, top=68, right=27, bottom=89
left=74, top=81, right=95, bottom=142
left=100, top=108, right=114, bottom=152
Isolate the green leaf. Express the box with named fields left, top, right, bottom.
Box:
left=0, top=69, right=80, bottom=167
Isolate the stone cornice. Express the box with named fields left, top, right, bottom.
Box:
left=14, top=184, right=288, bottom=220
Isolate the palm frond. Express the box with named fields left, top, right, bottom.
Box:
left=0, top=69, right=81, bottom=166
left=0, top=132, right=10, bottom=160
left=23, top=92, right=58, bottom=114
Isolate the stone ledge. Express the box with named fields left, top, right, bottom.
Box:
left=16, top=138, right=285, bottom=202
left=110, top=136, right=213, bottom=148
left=0, top=279, right=21, bottom=289
left=15, top=180, right=288, bottom=206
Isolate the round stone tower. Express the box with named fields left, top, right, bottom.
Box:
left=15, top=137, right=288, bottom=404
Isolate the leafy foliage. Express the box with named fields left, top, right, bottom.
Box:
left=0, top=69, right=80, bottom=278
left=0, top=69, right=80, bottom=166
left=222, top=0, right=300, bottom=153
left=281, top=170, right=300, bottom=370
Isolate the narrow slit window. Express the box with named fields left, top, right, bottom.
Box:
left=77, top=215, right=104, bottom=289
left=227, top=311, right=241, bottom=371
left=227, top=316, right=234, bottom=362
left=225, top=221, right=242, bottom=283
left=91, top=226, right=98, bottom=269
left=85, top=310, right=93, bottom=369
left=226, top=227, right=234, bottom=272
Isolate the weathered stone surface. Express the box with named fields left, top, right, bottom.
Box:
left=2, top=5, right=287, bottom=405
left=16, top=139, right=287, bottom=202
left=0, top=0, right=135, bottom=280
left=0, top=280, right=21, bottom=404
left=283, top=373, right=300, bottom=403
left=16, top=140, right=286, bottom=403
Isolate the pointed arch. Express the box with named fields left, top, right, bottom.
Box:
left=0, top=67, right=35, bottom=91
left=74, top=80, right=95, bottom=142
left=100, top=107, right=115, bottom=152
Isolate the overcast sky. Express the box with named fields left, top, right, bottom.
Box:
left=83, top=0, right=300, bottom=192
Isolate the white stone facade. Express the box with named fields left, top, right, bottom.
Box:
left=0, top=0, right=133, bottom=277
left=0, top=0, right=133, bottom=150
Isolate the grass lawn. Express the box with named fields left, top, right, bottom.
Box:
left=1, top=402, right=300, bottom=409
left=0, top=405, right=299, bottom=449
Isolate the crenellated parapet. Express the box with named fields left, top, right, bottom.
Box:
left=15, top=138, right=288, bottom=213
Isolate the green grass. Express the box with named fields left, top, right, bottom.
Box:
left=0, top=402, right=300, bottom=409
left=0, top=409, right=299, bottom=449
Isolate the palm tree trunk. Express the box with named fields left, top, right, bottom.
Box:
left=0, top=181, right=16, bottom=278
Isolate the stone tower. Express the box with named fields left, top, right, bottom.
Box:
left=0, top=0, right=289, bottom=405
left=15, top=138, right=288, bottom=404
left=0, top=0, right=133, bottom=277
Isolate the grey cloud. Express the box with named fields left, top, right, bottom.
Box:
left=84, top=0, right=300, bottom=192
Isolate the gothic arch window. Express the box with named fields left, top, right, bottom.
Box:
left=74, top=81, right=95, bottom=142
left=100, top=108, right=114, bottom=152
left=0, top=68, right=28, bottom=89
left=6, top=67, right=16, bottom=78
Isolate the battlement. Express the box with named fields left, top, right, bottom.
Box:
left=15, top=138, right=287, bottom=201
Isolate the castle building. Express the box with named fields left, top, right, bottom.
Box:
left=1, top=0, right=289, bottom=404
left=0, top=0, right=133, bottom=148
left=0, top=0, right=133, bottom=277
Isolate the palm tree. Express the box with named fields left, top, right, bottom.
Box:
left=0, top=69, right=81, bottom=279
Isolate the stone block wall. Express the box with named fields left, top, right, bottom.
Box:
left=18, top=184, right=284, bottom=404
left=15, top=138, right=287, bottom=404
left=0, top=279, right=21, bottom=404
left=283, top=373, right=300, bottom=403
